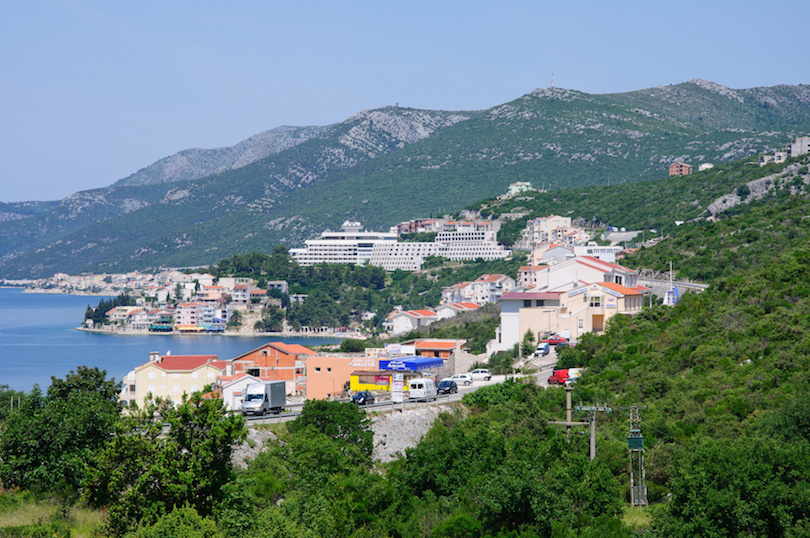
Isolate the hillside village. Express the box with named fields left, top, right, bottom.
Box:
left=7, top=180, right=680, bottom=412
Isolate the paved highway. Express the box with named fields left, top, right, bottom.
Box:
left=244, top=349, right=562, bottom=427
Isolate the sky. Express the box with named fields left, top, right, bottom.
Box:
left=2, top=0, right=808, bottom=203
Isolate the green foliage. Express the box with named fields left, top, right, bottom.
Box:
left=625, top=192, right=810, bottom=280
left=0, top=367, right=122, bottom=492
left=0, top=383, right=24, bottom=421
left=85, top=394, right=246, bottom=536
left=339, top=338, right=366, bottom=353
left=287, top=400, right=373, bottom=460
left=3, top=86, right=810, bottom=277
left=652, top=437, right=810, bottom=537
left=132, top=505, right=222, bottom=538
left=84, top=293, right=136, bottom=323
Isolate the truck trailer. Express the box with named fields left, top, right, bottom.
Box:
left=241, top=381, right=286, bottom=416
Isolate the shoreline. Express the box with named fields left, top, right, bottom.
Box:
left=75, top=326, right=365, bottom=340
left=21, top=288, right=116, bottom=297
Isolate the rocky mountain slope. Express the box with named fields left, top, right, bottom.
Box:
left=113, top=125, right=328, bottom=187
left=1, top=80, right=809, bottom=278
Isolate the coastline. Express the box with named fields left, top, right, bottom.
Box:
left=75, top=326, right=365, bottom=340
left=22, top=288, right=115, bottom=297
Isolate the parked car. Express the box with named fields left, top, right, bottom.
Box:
left=351, top=391, right=375, bottom=405
left=547, top=369, right=569, bottom=385
left=534, top=342, right=550, bottom=356
left=471, top=368, right=492, bottom=381
left=543, top=335, right=567, bottom=345
left=450, top=373, right=473, bottom=385
left=408, top=378, right=437, bottom=401
left=437, top=379, right=458, bottom=395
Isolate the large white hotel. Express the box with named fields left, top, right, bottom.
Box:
left=290, top=221, right=511, bottom=271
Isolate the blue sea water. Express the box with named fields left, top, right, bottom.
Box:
left=0, top=288, right=340, bottom=392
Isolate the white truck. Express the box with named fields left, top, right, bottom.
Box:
left=241, top=381, right=286, bottom=416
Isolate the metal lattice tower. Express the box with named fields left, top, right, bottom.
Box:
left=625, top=406, right=648, bottom=506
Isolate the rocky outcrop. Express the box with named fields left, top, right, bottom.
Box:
left=114, top=125, right=326, bottom=187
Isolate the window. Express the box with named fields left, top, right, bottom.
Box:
left=327, top=367, right=332, bottom=372
left=535, top=300, right=544, bottom=307
left=524, top=300, right=532, bottom=307
left=589, top=296, right=601, bottom=308
left=315, top=367, right=321, bottom=372
left=578, top=318, right=584, bottom=329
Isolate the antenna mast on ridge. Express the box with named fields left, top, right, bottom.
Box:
left=551, top=72, right=555, bottom=89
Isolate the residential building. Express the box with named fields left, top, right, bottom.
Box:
left=105, top=306, right=141, bottom=324
left=400, top=338, right=467, bottom=359
left=384, top=309, right=439, bottom=335
left=572, top=243, right=625, bottom=263
left=292, top=220, right=510, bottom=270
left=231, top=284, right=251, bottom=304
left=208, top=372, right=263, bottom=412
left=507, top=182, right=533, bottom=195
left=266, top=281, right=289, bottom=294
left=435, top=302, right=480, bottom=320
left=490, top=258, right=650, bottom=355
left=230, top=342, right=316, bottom=395
left=175, top=302, right=203, bottom=328
left=470, top=274, right=516, bottom=304
left=786, top=136, right=810, bottom=158
left=669, top=162, right=693, bottom=176
left=760, top=151, right=787, bottom=167
left=441, top=281, right=474, bottom=304
left=290, top=221, right=398, bottom=266
left=492, top=281, right=644, bottom=356
left=306, top=354, right=380, bottom=400
left=123, top=352, right=226, bottom=408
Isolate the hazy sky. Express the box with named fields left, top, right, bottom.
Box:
left=2, top=0, right=808, bottom=202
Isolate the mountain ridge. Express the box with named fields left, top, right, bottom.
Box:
left=1, top=80, right=809, bottom=278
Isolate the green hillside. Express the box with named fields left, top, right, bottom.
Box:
left=2, top=81, right=810, bottom=278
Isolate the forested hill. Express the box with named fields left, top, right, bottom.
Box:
left=2, top=80, right=810, bottom=278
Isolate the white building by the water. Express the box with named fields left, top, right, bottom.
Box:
left=292, top=221, right=510, bottom=271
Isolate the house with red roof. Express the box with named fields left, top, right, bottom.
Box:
left=230, top=341, right=316, bottom=395
left=435, top=302, right=481, bottom=320
left=384, top=309, right=439, bottom=336
left=399, top=338, right=467, bottom=359
left=490, top=258, right=650, bottom=356
left=124, top=352, right=227, bottom=408
left=470, top=274, right=516, bottom=304
left=202, top=372, right=263, bottom=412
left=441, top=281, right=474, bottom=305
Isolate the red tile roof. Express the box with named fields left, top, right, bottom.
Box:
left=153, top=355, right=224, bottom=371
left=598, top=282, right=641, bottom=296
left=271, top=342, right=317, bottom=355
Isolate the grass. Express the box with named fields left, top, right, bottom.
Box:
left=0, top=495, right=105, bottom=537
left=622, top=504, right=653, bottom=530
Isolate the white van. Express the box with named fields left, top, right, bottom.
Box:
left=408, top=378, right=437, bottom=401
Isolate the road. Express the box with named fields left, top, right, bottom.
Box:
left=244, top=347, right=562, bottom=427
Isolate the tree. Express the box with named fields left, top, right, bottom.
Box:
left=652, top=437, right=810, bottom=537
left=86, top=393, right=247, bottom=536
left=520, top=329, right=536, bottom=357
left=287, top=400, right=373, bottom=460
left=0, top=367, right=122, bottom=492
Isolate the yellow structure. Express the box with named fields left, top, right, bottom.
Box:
left=124, top=352, right=226, bottom=408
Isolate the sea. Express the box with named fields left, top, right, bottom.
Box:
left=0, top=288, right=341, bottom=392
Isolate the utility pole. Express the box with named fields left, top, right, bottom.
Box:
left=620, top=405, right=649, bottom=506
left=548, top=386, right=588, bottom=441
left=548, top=387, right=611, bottom=459
left=575, top=402, right=612, bottom=460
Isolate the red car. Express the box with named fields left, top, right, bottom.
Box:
left=543, top=335, right=567, bottom=345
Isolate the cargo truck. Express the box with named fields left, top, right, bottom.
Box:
left=241, top=381, right=286, bottom=416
